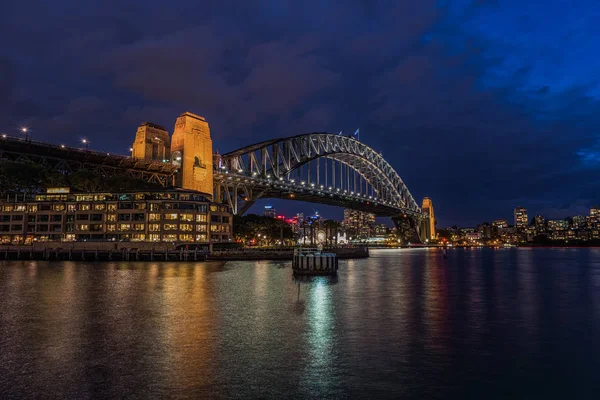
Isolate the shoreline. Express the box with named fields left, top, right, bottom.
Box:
left=0, top=244, right=369, bottom=262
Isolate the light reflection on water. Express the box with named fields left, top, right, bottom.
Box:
left=2, top=249, right=600, bottom=399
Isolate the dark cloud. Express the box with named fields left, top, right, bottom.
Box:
left=1, top=0, right=600, bottom=225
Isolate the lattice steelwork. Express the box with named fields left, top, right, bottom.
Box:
left=0, top=136, right=177, bottom=187
left=213, top=133, right=420, bottom=216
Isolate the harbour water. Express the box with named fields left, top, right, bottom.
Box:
left=1, top=248, right=600, bottom=399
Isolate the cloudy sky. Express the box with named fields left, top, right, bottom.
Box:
left=2, top=0, right=599, bottom=226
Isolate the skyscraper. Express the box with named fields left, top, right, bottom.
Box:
left=343, top=209, right=375, bottom=239
left=264, top=205, right=276, bottom=218
left=514, top=207, right=528, bottom=229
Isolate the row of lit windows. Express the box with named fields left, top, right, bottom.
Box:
left=3, top=202, right=229, bottom=213
left=0, top=233, right=235, bottom=244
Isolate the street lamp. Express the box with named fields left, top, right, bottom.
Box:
left=82, top=139, right=88, bottom=150
left=21, top=127, right=29, bottom=141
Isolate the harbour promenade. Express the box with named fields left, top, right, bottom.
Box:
left=0, top=243, right=369, bottom=262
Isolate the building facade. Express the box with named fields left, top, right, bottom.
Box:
left=264, top=205, right=276, bottom=218
left=0, top=189, right=232, bottom=245
left=514, top=206, right=528, bottom=230
left=342, top=209, right=375, bottom=239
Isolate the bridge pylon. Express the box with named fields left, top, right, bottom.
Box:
left=391, top=213, right=423, bottom=245
left=170, top=112, right=214, bottom=198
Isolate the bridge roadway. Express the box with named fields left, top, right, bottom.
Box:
left=0, top=136, right=177, bottom=187
left=213, top=170, right=417, bottom=217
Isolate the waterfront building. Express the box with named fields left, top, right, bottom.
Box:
left=572, top=215, right=585, bottom=229
left=342, top=209, right=375, bottom=239
left=534, top=215, right=546, bottom=233
left=374, top=224, right=389, bottom=238
left=514, top=207, right=528, bottom=230
left=547, top=219, right=569, bottom=231
left=0, top=188, right=232, bottom=245
left=466, top=232, right=482, bottom=241
left=491, top=219, right=508, bottom=237
left=263, top=205, right=276, bottom=218
left=477, top=223, right=491, bottom=239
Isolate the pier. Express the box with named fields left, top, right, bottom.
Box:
left=0, top=243, right=369, bottom=262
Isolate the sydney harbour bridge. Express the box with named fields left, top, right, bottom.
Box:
left=0, top=112, right=434, bottom=242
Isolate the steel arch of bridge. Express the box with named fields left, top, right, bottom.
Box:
left=213, top=133, right=420, bottom=216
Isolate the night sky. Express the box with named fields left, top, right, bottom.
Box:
left=2, top=0, right=599, bottom=226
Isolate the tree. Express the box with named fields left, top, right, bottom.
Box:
left=323, top=219, right=341, bottom=246
left=232, top=214, right=295, bottom=246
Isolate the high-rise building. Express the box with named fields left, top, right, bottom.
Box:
left=492, top=219, right=508, bottom=229
left=514, top=207, right=528, bottom=230
left=547, top=219, right=569, bottom=231
left=263, top=205, right=276, bottom=218
left=572, top=215, right=585, bottom=229
left=477, top=223, right=491, bottom=239
left=534, top=215, right=546, bottom=232
left=342, top=209, right=375, bottom=239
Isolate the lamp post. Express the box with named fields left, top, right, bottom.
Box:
left=82, top=139, right=88, bottom=150
left=21, top=127, right=29, bottom=141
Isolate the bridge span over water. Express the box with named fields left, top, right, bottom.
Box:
left=0, top=112, right=434, bottom=241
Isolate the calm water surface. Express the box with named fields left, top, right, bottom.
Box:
left=2, top=248, right=600, bottom=399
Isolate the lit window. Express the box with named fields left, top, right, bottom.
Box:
left=180, top=224, right=193, bottom=232
left=149, top=224, right=161, bottom=232
left=107, top=204, right=117, bottom=211
left=163, top=224, right=177, bottom=231
left=107, top=214, right=117, bottom=222
left=28, top=205, right=38, bottom=212
left=67, top=204, right=77, bottom=212
left=210, top=205, right=218, bottom=212
left=53, top=204, right=65, bottom=211
left=149, top=234, right=160, bottom=242
left=76, top=224, right=89, bottom=231
left=179, top=234, right=193, bottom=242
left=79, top=204, right=91, bottom=211
left=118, top=224, right=131, bottom=231
left=107, top=224, right=116, bottom=232
left=133, top=223, right=145, bottom=231
left=196, top=234, right=207, bottom=242
left=93, top=204, right=106, bottom=210
left=149, top=213, right=161, bottom=221
left=162, top=234, right=177, bottom=242
left=14, top=205, right=25, bottom=212
left=164, top=213, right=178, bottom=220
left=196, top=224, right=207, bottom=232
left=132, top=233, right=146, bottom=241
left=196, top=214, right=207, bottom=222
left=180, top=214, right=193, bottom=221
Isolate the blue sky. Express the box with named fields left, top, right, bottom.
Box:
left=1, top=0, right=599, bottom=225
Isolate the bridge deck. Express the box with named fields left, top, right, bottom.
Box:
left=0, top=136, right=178, bottom=174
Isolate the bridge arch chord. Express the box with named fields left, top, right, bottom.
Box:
left=218, top=133, right=420, bottom=213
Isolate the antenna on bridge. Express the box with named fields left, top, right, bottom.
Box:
left=353, top=129, right=360, bottom=141
left=338, top=131, right=343, bottom=135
